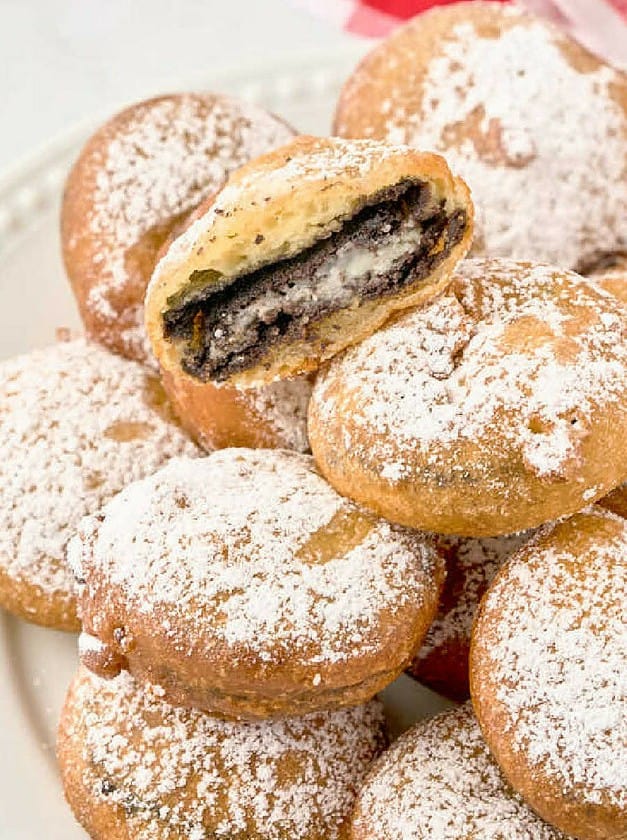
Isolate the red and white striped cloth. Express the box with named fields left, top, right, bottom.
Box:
left=291, top=0, right=627, bottom=67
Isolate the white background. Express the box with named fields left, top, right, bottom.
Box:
left=0, top=0, right=358, bottom=172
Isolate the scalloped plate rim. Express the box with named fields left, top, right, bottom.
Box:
left=0, top=44, right=451, bottom=840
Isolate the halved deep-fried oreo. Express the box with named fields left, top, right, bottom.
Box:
left=146, top=135, right=473, bottom=387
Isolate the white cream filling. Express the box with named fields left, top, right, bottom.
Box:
left=208, top=216, right=425, bottom=362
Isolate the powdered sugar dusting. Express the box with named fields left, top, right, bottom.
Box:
left=155, top=137, right=424, bottom=277
left=0, top=339, right=197, bottom=596
left=235, top=136, right=410, bottom=192
left=415, top=531, right=533, bottom=661
left=313, top=258, right=626, bottom=486
left=477, top=508, right=627, bottom=807
left=69, top=449, right=440, bottom=665
left=245, top=376, right=311, bottom=452
left=78, top=632, right=106, bottom=657
left=82, top=94, right=294, bottom=354
left=591, top=267, right=627, bottom=305
left=67, top=668, right=386, bottom=840
left=353, top=703, right=565, bottom=839
left=341, top=8, right=626, bottom=269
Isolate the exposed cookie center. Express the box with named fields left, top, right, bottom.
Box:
left=163, top=180, right=467, bottom=382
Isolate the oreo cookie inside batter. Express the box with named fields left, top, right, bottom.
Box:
left=163, top=180, right=467, bottom=382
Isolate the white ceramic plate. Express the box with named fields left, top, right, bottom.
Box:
left=0, top=48, right=451, bottom=839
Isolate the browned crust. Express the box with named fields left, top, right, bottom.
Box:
left=406, top=530, right=535, bottom=701
left=334, top=2, right=565, bottom=142
left=0, top=565, right=78, bottom=632
left=78, top=555, right=444, bottom=719
left=62, top=96, right=204, bottom=364
left=598, top=482, right=627, bottom=519
left=333, top=1, right=627, bottom=272
left=160, top=366, right=310, bottom=451
left=57, top=667, right=386, bottom=839
left=57, top=676, right=132, bottom=840
left=308, top=263, right=627, bottom=537
left=308, top=408, right=626, bottom=537
left=407, top=637, right=472, bottom=703
left=591, top=267, right=627, bottom=305
left=470, top=509, right=627, bottom=840
left=62, top=94, right=295, bottom=364
left=406, top=540, right=477, bottom=701
left=145, top=135, right=474, bottom=387
left=155, top=195, right=312, bottom=451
